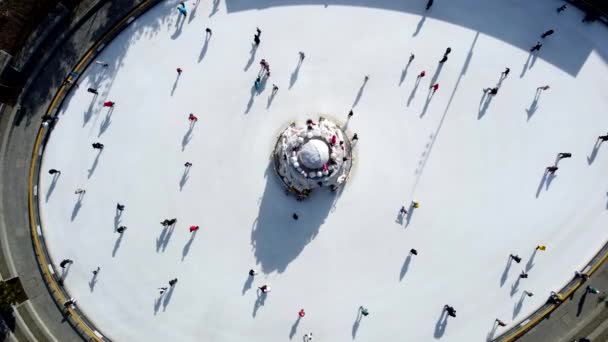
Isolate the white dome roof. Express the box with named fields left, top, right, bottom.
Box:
left=298, top=139, right=329, bottom=169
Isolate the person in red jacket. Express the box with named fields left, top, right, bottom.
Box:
left=430, top=83, right=439, bottom=92
left=298, top=309, right=305, bottom=317
left=103, top=101, right=115, bottom=107
left=188, top=113, right=198, bottom=122
left=417, top=70, right=426, bottom=79
left=189, top=225, right=199, bottom=232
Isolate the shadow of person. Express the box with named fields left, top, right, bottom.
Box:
left=252, top=290, right=267, bottom=317
left=434, top=308, right=448, bottom=339
left=429, top=62, right=444, bottom=87
left=244, top=44, right=258, bottom=71
left=182, top=125, right=194, bottom=151
left=156, top=227, right=168, bottom=252
left=399, top=255, right=412, bottom=281
left=112, top=232, right=124, bottom=257
left=198, top=36, right=210, bottom=63
left=114, top=212, right=122, bottom=231
left=420, top=89, right=435, bottom=117
left=60, top=263, right=71, bottom=281
left=179, top=167, right=190, bottom=191
left=267, top=91, right=277, bottom=109
left=525, top=248, right=538, bottom=272
left=351, top=309, right=362, bottom=339
left=352, top=78, right=368, bottom=108
left=161, top=225, right=175, bottom=252
left=413, top=15, right=426, bottom=37
left=45, top=173, right=60, bottom=202
left=83, top=97, right=96, bottom=126
left=478, top=92, right=492, bottom=120
left=289, top=316, right=301, bottom=340
left=98, top=107, right=114, bottom=137
left=486, top=321, right=499, bottom=341
left=71, top=198, right=83, bottom=221
left=500, top=256, right=513, bottom=287
left=89, top=271, right=99, bottom=292
left=404, top=202, right=415, bottom=227
left=181, top=230, right=197, bottom=261
left=188, top=1, right=199, bottom=23
left=250, top=164, right=337, bottom=274
left=510, top=276, right=521, bottom=297
left=587, top=139, right=602, bottom=165
left=289, top=61, right=302, bottom=90
left=210, top=0, right=220, bottom=17
left=399, top=62, right=412, bottom=87
left=171, top=13, right=185, bottom=40
left=162, top=285, right=175, bottom=311
left=171, top=74, right=181, bottom=96
left=535, top=170, right=548, bottom=198
left=407, top=77, right=421, bottom=106
left=242, top=275, right=254, bottom=295
left=545, top=173, right=557, bottom=190
left=88, top=150, right=102, bottom=178
left=513, top=292, right=527, bottom=319
left=245, top=84, right=257, bottom=114
left=153, top=295, right=162, bottom=315
left=576, top=289, right=588, bottom=317
left=526, top=98, right=539, bottom=121
left=520, top=53, right=533, bottom=78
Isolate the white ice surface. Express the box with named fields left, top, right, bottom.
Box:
left=38, top=0, right=608, bottom=341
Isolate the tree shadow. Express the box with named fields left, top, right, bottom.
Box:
left=89, top=271, right=99, bottom=292
left=87, top=150, right=102, bottom=178
left=413, top=14, right=426, bottom=37
left=112, top=231, right=124, bottom=257
left=179, top=167, right=190, bottom=191
left=198, top=36, right=210, bottom=63
left=587, top=140, right=601, bottom=165
left=252, top=290, right=268, bottom=317
left=210, top=0, right=220, bottom=16
left=98, top=107, right=114, bottom=136
left=162, top=284, right=175, bottom=311
left=434, top=308, right=448, bottom=339
left=289, top=316, right=301, bottom=339
left=352, top=77, right=368, bottom=108
left=244, top=44, right=258, bottom=71
left=45, top=173, right=60, bottom=202
left=351, top=308, right=362, bottom=339
left=399, top=255, right=412, bottom=281
left=289, top=60, right=302, bottom=90
left=250, top=164, right=338, bottom=274
left=242, top=275, right=254, bottom=295
left=535, top=170, right=548, bottom=198
left=500, top=256, right=513, bottom=287
left=576, top=290, right=588, bottom=317
left=70, top=197, right=83, bottom=221
left=181, top=230, right=197, bottom=261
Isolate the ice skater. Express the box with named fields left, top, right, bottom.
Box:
left=352, top=133, right=358, bottom=141
left=299, top=51, right=305, bottom=61
left=48, top=169, right=61, bottom=175
left=92, top=267, right=100, bottom=275
left=523, top=291, right=534, bottom=297
left=304, top=333, right=313, bottom=341
left=501, top=67, right=510, bottom=78
left=249, top=269, right=258, bottom=276
left=161, top=219, right=171, bottom=227
left=169, top=278, right=178, bottom=286
left=189, top=225, right=199, bottom=232
left=412, top=201, right=420, bottom=208
left=557, top=4, right=567, bottom=12
left=116, top=203, right=125, bottom=212
left=272, top=84, right=279, bottom=94
left=116, top=226, right=127, bottom=233
left=87, top=88, right=98, bottom=95
left=348, top=109, right=354, bottom=118
left=168, top=218, right=177, bottom=226
left=159, top=287, right=168, bottom=295
left=485, top=87, right=498, bottom=95
left=430, top=83, right=439, bottom=93
left=95, top=61, right=109, bottom=67
left=541, top=29, right=554, bottom=39
left=359, top=306, right=369, bottom=316
left=259, top=284, right=271, bottom=293
left=103, top=101, right=115, bottom=107
left=177, top=2, right=187, bottom=16
left=254, top=77, right=262, bottom=91
left=557, top=152, right=572, bottom=159
left=444, top=305, right=456, bottom=318
left=586, top=286, right=600, bottom=294
left=188, top=113, right=198, bottom=122
left=60, top=259, right=74, bottom=268
left=530, top=41, right=542, bottom=52
left=509, top=254, right=522, bottom=263
left=205, top=27, right=212, bottom=37
left=292, top=213, right=299, bottom=220
left=176, top=67, right=183, bottom=75
left=444, top=47, right=452, bottom=56
left=495, top=319, right=507, bottom=327
left=537, top=85, right=550, bottom=92
left=520, top=271, right=528, bottom=279
left=426, top=0, right=433, bottom=10
left=409, top=53, right=415, bottom=64
left=75, top=188, right=86, bottom=195
left=92, top=142, right=104, bottom=149
left=400, top=206, right=407, bottom=215
left=417, top=70, right=426, bottom=79
left=253, top=28, right=261, bottom=46
left=298, top=309, right=306, bottom=317
left=546, top=166, right=558, bottom=174
left=364, top=75, right=369, bottom=82
left=410, top=248, right=418, bottom=256
left=439, top=55, right=448, bottom=64
left=63, top=298, right=77, bottom=308
left=536, top=244, right=547, bottom=251
left=598, top=134, right=608, bottom=142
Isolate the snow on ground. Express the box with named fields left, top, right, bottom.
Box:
left=38, top=0, right=608, bottom=341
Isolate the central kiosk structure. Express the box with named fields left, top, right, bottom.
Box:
left=273, top=117, right=353, bottom=199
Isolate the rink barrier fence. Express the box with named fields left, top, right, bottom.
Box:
left=27, top=1, right=608, bottom=341
left=494, top=241, right=608, bottom=341
left=28, top=0, right=163, bottom=341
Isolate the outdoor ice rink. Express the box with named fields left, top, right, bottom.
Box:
left=38, top=0, right=608, bottom=340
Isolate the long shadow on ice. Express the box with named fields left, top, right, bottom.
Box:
left=250, top=164, right=337, bottom=274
